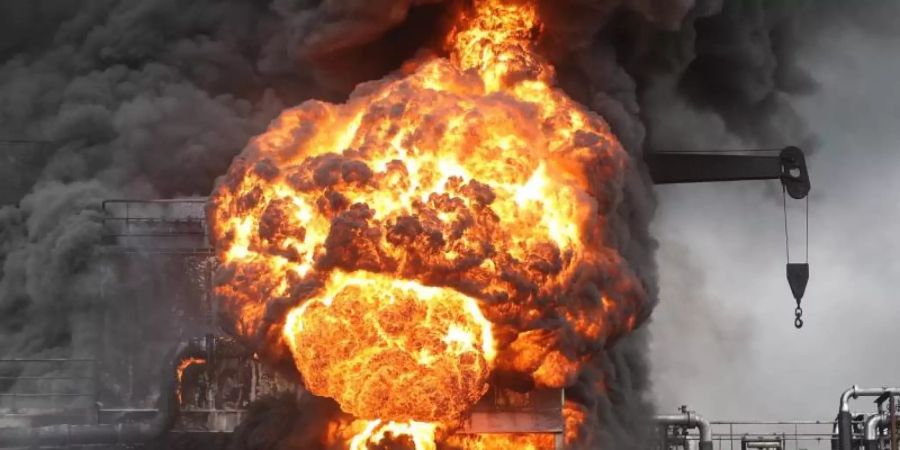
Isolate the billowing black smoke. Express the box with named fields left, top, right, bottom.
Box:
left=0, top=0, right=858, bottom=448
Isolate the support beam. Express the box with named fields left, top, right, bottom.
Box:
left=645, top=146, right=810, bottom=199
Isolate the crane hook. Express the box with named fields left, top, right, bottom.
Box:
left=787, top=263, right=809, bottom=329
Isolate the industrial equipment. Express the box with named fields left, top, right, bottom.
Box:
left=646, top=146, right=812, bottom=328
left=655, top=406, right=713, bottom=450
left=836, top=386, right=900, bottom=450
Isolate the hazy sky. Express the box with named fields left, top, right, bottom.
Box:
left=649, top=15, right=900, bottom=426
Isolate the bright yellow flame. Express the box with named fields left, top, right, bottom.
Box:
left=283, top=271, right=495, bottom=425
left=349, top=420, right=438, bottom=450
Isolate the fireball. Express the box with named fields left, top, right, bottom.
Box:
left=208, top=0, right=646, bottom=448
left=283, top=271, right=494, bottom=424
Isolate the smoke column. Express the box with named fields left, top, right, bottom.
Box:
left=0, top=0, right=861, bottom=447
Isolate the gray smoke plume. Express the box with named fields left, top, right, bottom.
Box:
left=0, top=0, right=284, bottom=361
left=0, top=0, right=860, bottom=448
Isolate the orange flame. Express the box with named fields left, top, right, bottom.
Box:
left=446, top=434, right=558, bottom=450
left=563, top=400, right=588, bottom=446
left=209, top=0, right=645, bottom=448
left=176, top=357, right=206, bottom=404
left=349, top=420, right=439, bottom=450
left=283, top=271, right=494, bottom=425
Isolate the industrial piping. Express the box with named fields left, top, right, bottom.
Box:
left=838, top=385, right=900, bottom=450
left=0, top=337, right=210, bottom=448
left=656, top=410, right=713, bottom=450
left=864, top=413, right=889, bottom=450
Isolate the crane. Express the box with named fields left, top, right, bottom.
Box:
left=645, top=146, right=811, bottom=328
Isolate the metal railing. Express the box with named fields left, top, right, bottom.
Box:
left=100, top=198, right=212, bottom=253
left=0, top=358, right=99, bottom=417
left=684, top=420, right=838, bottom=450
left=659, top=420, right=845, bottom=450
left=101, top=198, right=209, bottom=237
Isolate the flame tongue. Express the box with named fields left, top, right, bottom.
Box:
left=210, top=0, right=643, bottom=448
left=449, top=0, right=550, bottom=91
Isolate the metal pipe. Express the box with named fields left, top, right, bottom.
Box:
left=839, top=386, right=900, bottom=450
left=711, top=420, right=834, bottom=425
left=891, top=395, right=897, bottom=450
left=657, top=410, right=713, bottom=450
left=865, top=413, right=889, bottom=450
left=833, top=419, right=841, bottom=450
left=0, top=337, right=209, bottom=448
left=838, top=410, right=853, bottom=450
left=840, top=386, right=900, bottom=413
left=743, top=440, right=783, bottom=449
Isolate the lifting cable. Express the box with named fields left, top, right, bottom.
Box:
left=783, top=185, right=809, bottom=328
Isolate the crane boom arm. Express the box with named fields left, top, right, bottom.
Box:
left=645, top=146, right=810, bottom=199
